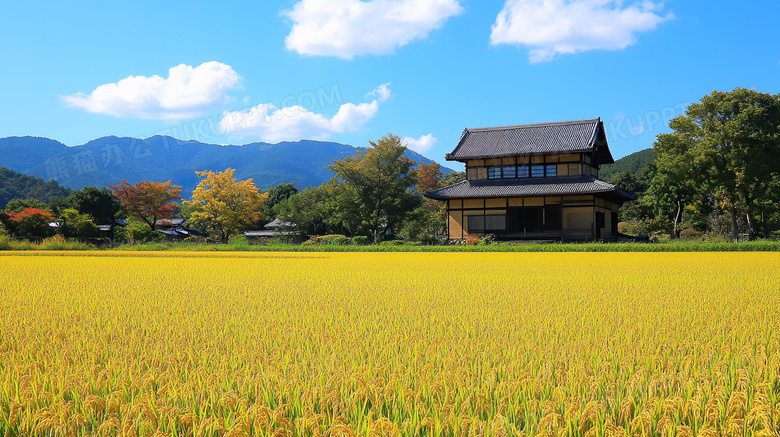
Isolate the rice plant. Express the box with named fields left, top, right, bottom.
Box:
left=0, top=251, right=778, bottom=436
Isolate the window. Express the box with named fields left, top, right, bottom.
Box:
left=487, top=167, right=502, bottom=179
left=517, top=166, right=529, bottom=178
left=545, top=164, right=557, bottom=176
left=468, top=215, right=506, bottom=233
left=531, top=165, right=545, bottom=177
left=502, top=165, right=516, bottom=179
left=468, top=215, right=484, bottom=233
left=507, top=207, right=543, bottom=232
left=485, top=215, right=506, bottom=231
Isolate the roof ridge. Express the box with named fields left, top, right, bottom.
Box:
left=465, top=118, right=600, bottom=132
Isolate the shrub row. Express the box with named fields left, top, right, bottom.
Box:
left=0, top=235, right=95, bottom=251
left=301, top=235, right=371, bottom=246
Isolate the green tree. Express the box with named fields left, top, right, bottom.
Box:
left=265, top=183, right=299, bottom=217
left=276, top=186, right=331, bottom=235
left=68, top=187, right=123, bottom=225
left=327, top=134, right=419, bottom=242
left=114, top=218, right=165, bottom=243
left=5, top=198, right=50, bottom=213
left=400, top=162, right=447, bottom=241
left=321, top=182, right=365, bottom=236
left=68, top=187, right=123, bottom=242
left=48, top=196, right=71, bottom=217
left=657, top=88, right=780, bottom=240
left=275, top=182, right=364, bottom=236
left=650, top=122, right=703, bottom=238
left=439, top=170, right=466, bottom=187
left=56, top=209, right=100, bottom=240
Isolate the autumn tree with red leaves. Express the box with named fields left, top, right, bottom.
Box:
left=110, top=180, right=182, bottom=232
left=0, top=208, right=55, bottom=240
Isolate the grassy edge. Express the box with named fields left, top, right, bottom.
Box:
left=96, top=240, right=780, bottom=252
left=2, top=235, right=780, bottom=253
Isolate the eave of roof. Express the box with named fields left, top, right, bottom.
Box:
left=424, top=175, right=636, bottom=202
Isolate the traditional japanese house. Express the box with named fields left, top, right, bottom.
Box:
left=425, top=118, right=635, bottom=241
left=244, top=217, right=307, bottom=244
left=154, top=218, right=202, bottom=240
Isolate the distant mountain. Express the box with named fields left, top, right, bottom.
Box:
left=0, top=166, right=71, bottom=209
left=0, top=136, right=453, bottom=197
left=600, top=148, right=656, bottom=179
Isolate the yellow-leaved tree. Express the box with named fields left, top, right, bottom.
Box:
left=183, top=168, right=268, bottom=243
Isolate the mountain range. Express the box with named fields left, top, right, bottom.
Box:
left=0, top=136, right=453, bottom=197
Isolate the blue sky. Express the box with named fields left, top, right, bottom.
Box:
left=2, top=0, right=778, bottom=170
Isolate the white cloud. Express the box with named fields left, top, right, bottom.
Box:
left=219, top=85, right=390, bottom=142
left=366, top=83, right=392, bottom=102
left=284, top=0, right=463, bottom=59
left=490, top=0, right=673, bottom=63
left=62, top=62, right=242, bottom=119
left=331, top=102, right=380, bottom=132
left=403, top=134, right=437, bottom=154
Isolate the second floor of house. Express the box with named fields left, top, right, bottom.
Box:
left=445, top=118, right=615, bottom=183
left=464, top=152, right=601, bottom=181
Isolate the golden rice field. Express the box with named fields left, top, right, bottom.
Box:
left=0, top=251, right=779, bottom=437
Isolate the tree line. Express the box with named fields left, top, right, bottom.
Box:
left=607, top=88, right=780, bottom=241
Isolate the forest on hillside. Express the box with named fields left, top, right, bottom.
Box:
left=0, top=167, right=71, bottom=209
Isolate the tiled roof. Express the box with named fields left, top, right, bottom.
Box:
left=244, top=230, right=298, bottom=237
left=155, top=217, right=186, bottom=226
left=265, top=218, right=296, bottom=229
left=424, top=175, right=635, bottom=201
left=158, top=225, right=202, bottom=237
left=446, top=118, right=614, bottom=165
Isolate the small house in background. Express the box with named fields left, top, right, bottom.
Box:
left=99, top=219, right=127, bottom=243
left=154, top=218, right=202, bottom=240
left=244, top=217, right=307, bottom=244
left=425, top=118, right=635, bottom=241
left=49, top=218, right=127, bottom=243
